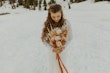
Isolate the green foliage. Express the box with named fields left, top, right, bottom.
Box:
left=74, top=0, right=86, bottom=3
left=38, top=0, right=42, bottom=10
left=18, top=0, right=23, bottom=5
left=43, top=0, right=47, bottom=10
left=48, top=0, right=56, bottom=5
left=70, top=0, right=74, bottom=3
left=24, top=0, right=30, bottom=8
left=68, top=3, right=71, bottom=9
left=94, top=0, right=110, bottom=2
left=3, top=0, right=110, bottom=10
left=0, top=0, right=3, bottom=7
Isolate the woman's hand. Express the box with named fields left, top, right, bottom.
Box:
left=52, top=48, right=64, bottom=54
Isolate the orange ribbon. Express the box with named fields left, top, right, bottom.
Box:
left=56, top=54, right=69, bottom=73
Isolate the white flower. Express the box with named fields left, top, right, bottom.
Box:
left=51, top=36, right=56, bottom=41
left=55, top=36, right=61, bottom=41
left=56, top=41, right=62, bottom=47
left=55, top=28, right=62, bottom=35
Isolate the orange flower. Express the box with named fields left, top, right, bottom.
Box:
left=47, top=27, right=67, bottom=50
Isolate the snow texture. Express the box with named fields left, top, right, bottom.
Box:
left=0, top=1, right=110, bottom=73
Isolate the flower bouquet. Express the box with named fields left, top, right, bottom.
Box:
left=47, top=24, right=69, bottom=73
left=47, top=25, right=68, bottom=53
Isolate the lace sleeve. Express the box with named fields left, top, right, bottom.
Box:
left=41, top=24, right=52, bottom=49
left=62, top=19, right=73, bottom=47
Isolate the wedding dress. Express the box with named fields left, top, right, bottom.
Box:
left=42, top=19, right=73, bottom=73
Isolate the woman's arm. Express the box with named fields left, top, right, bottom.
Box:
left=62, top=19, right=73, bottom=47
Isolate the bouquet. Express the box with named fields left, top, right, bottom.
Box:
left=47, top=25, right=68, bottom=53
left=47, top=24, right=69, bottom=73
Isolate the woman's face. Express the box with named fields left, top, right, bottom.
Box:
left=50, top=11, right=61, bottom=23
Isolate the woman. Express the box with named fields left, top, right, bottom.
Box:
left=41, top=4, right=72, bottom=73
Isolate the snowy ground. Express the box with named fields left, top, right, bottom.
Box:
left=0, top=1, right=110, bottom=73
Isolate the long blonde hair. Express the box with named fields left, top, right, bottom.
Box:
left=41, top=4, right=66, bottom=42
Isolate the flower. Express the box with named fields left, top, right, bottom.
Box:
left=55, top=28, right=62, bottom=35
left=47, top=27, right=68, bottom=49
left=46, top=25, right=69, bottom=73
left=55, top=36, right=61, bottom=41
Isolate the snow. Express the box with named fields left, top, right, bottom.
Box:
left=0, top=1, right=110, bottom=73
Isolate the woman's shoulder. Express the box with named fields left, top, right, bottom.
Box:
left=61, top=19, right=70, bottom=30
left=64, top=19, right=70, bottom=24
left=63, top=19, right=71, bottom=27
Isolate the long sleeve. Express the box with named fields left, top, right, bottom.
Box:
left=41, top=24, right=52, bottom=49
left=66, top=20, right=73, bottom=43
left=62, top=19, right=73, bottom=47
left=42, top=20, right=73, bottom=48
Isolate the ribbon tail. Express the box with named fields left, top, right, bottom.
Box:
left=58, top=54, right=69, bottom=73
left=56, top=54, right=69, bottom=73
left=56, top=54, right=63, bottom=73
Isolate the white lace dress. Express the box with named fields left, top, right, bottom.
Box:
left=42, top=19, right=73, bottom=73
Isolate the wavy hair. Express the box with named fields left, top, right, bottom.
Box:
left=41, top=4, right=66, bottom=42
